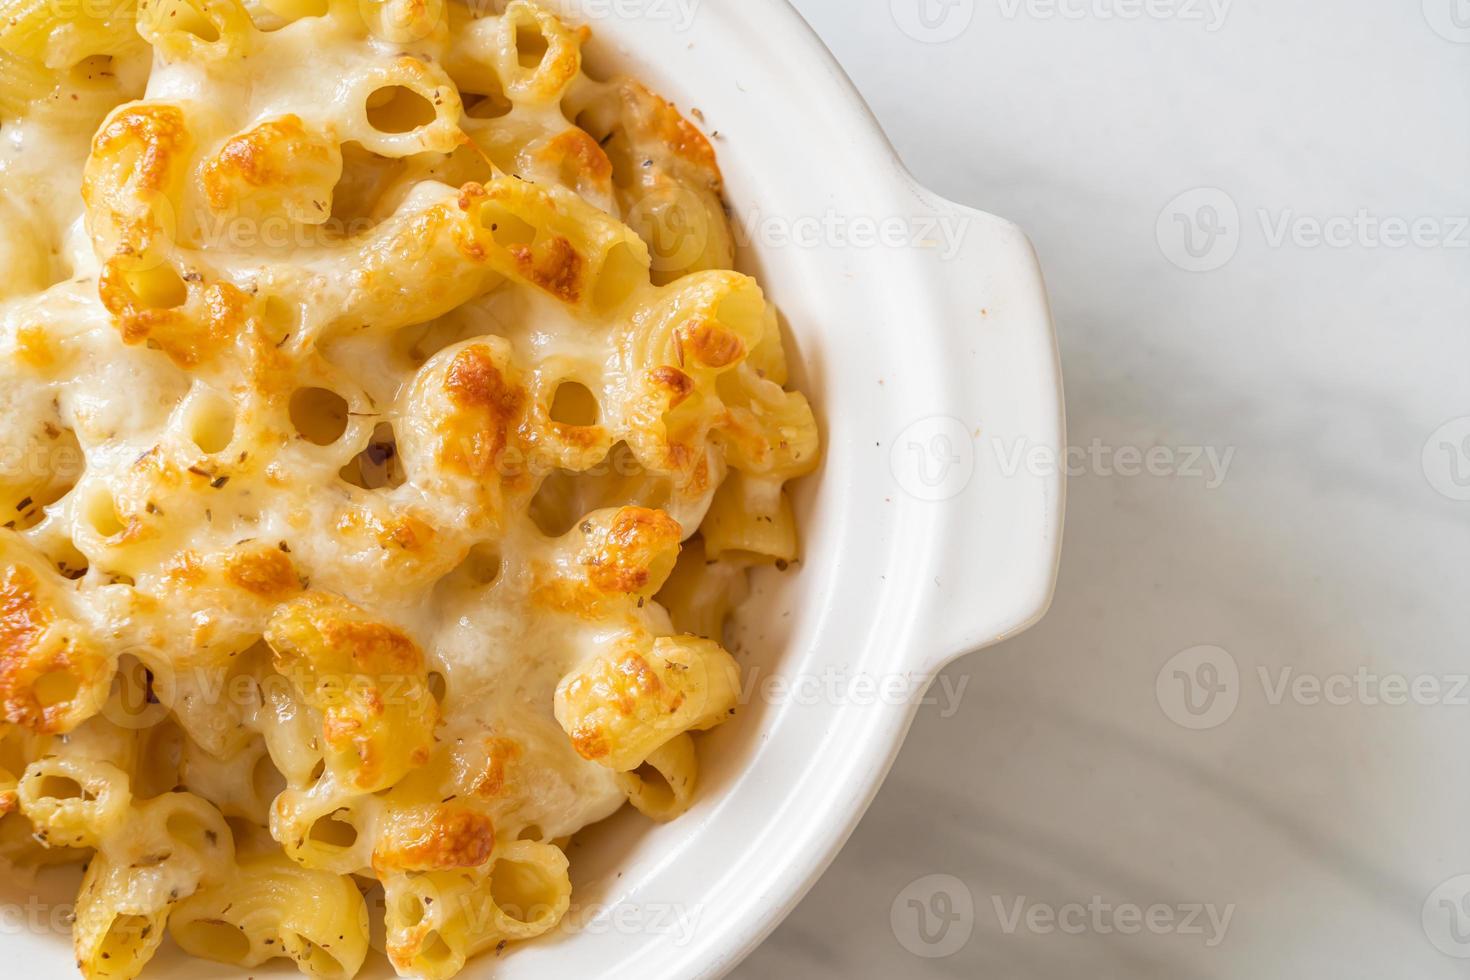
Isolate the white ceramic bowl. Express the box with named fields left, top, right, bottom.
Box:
left=3, top=1, right=1064, bottom=976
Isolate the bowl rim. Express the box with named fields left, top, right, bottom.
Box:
left=0, top=1, right=1064, bottom=977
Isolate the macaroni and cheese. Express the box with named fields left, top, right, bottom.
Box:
left=0, top=0, right=819, bottom=975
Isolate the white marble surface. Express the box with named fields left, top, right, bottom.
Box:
left=735, top=1, right=1470, bottom=977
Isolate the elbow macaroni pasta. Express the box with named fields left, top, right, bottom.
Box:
left=0, top=0, right=819, bottom=976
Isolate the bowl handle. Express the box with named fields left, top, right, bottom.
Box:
left=895, top=178, right=1067, bottom=672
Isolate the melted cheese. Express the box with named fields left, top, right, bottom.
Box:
left=0, top=1, right=819, bottom=977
